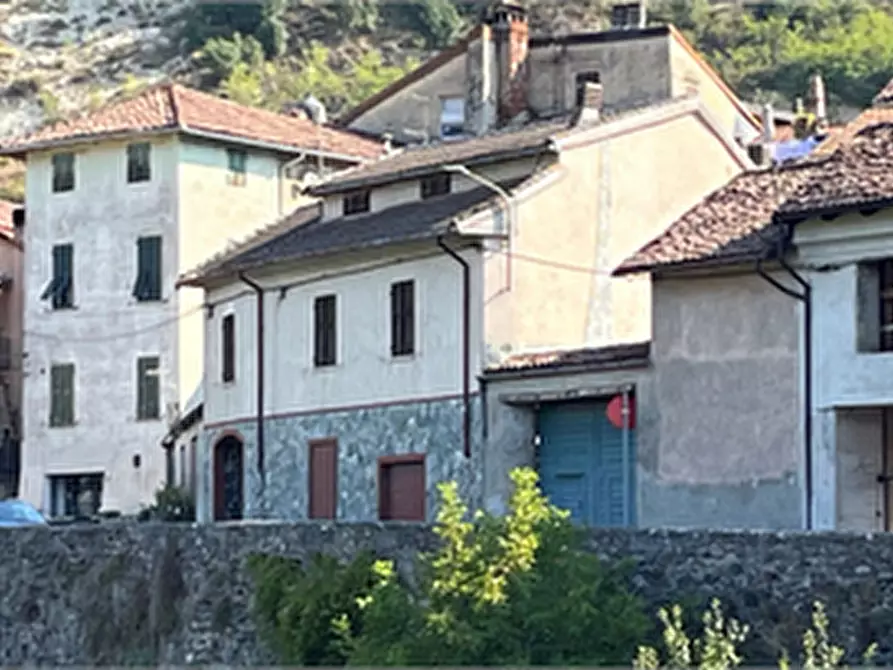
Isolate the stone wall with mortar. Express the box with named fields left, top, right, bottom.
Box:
left=3, top=523, right=893, bottom=666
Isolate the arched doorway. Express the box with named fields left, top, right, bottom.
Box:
left=213, top=435, right=244, bottom=521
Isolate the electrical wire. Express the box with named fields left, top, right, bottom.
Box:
left=24, top=305, right=204, bottom=343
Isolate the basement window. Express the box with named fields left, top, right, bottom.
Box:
left=420, top=173, right=451, bottom=199
left=856, top=258, right=893, bottom=353
left=342, top=190, right=370, bottom=216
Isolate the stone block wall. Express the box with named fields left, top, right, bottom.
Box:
left=2, top=522, right=893, bottom=665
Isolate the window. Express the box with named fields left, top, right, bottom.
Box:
left=222, top=313, right=236, bottom=382
left=49, top=363, right=75, bottom=427
left=313, top=294, right=337, bottom=367
left=136, top=356, right=160, bottom=420
left=52, top=153, right=75, bottom=193
left=575, top=71, right=601, bottom=107
left=227, top=149, right=247, bottom=186
left=440, top=97, right=465, bottom=138
left=420, top=173, right=451, bottom=199
left=126, top=142, right=151, bottom=183
left=41, top=244, right=74, bottom=309
left=857, top=259, right=893, bottom=353
left=189, top=436, right=198, bottom=496
left=308, top=438, right=338, bottom=519
left=391, top=279, right=415, bottom=356
left=378, top=454, right=426, bottom=521
left=178, top=445, right=186, bottom=488
left=342, top=190, right=370, bottom=216
left=48, top=473, right=103, bottom=518
left=133, top=236, right=162, bottom=302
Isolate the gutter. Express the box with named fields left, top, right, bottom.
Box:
left=238, top=272, right=266, bottom=485
left=755, top=227, right=812, bottom=530
left=436, top=236, right=472, bottom=459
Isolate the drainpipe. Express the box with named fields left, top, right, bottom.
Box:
left=756, top=242, right=813, bottom=529
left=437, top=236, right=472, bottom=459
left=621, top=388, right=631, bottom=527
left=238, top=272, right=265, bottom=484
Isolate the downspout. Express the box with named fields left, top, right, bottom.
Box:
left=238, top=272, right=266, bottom=487
left=756, top=234, right=813, bottom=529
left=437, top=236, right=472, bottom=459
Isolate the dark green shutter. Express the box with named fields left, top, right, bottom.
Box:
left=390, top=281, right=414, bottom=356
left=137, top=357, right=160, bottom=419
left=314, top=296, right=336, bottom=366
left=134, top=237, right=162, bottom=301
left=50, top=364, right=74, bottom=427
left=148, top=237, right=162, bottom=300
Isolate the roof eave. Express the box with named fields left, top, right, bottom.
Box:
left=307, top=144, right=554, bottom=196
left=0, top=125, right=181, bottom=157
left=774, top=196, right=893, bottom=225
left=482, top=353, right=651, bottom=380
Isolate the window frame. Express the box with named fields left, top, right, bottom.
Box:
left=49, top=363, right=75, bottom=428
left=51, top=152, right=75, bottom=193
left=313, top=294, right=337, bottom=367
left=41, top=243, right=74, bottom=309
left=377, top=453, right=426, bottom=521
left=226, top=148, right=247, bottom=186
left=48, top=473, right=103, bottom=518
left=879, top=259, right=893, bottom=352
left=221, top=313, right=236, bottom=383
left=126, top=142, right=152, bottom=184
left=133, top=236, right=163, bottom=302
left=420, top=173, right=451, bottom=199
left=439, top=97, right=465, bottom=138
left=390, top=279, right=415, bottom=357
left=136, top=355, right=161, bottom=421
left=342, top=190, right=371, bottom=216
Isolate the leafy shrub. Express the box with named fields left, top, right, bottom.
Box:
left=138, top=485, right=195, bottom=522
left=250, top=467, right=650, bottom=666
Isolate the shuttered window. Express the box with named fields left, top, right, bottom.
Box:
left=221, top=314, right=236, bottom=382
left=49, top=363, right=75, bottom=427
left=52, top=153, right=75, bottom=193
left=313, top=294, right=337, bottom=367
left=390, top=280, right=415, bottom=356
left=127, top=142, right=151, bottom=183
left=40, top=244, right=74, bottom=309
left=227, top=149, right=247, bottom=186
left=342, top=190, right=370, bottom=215
left=133, top=236, right=162, bottom=301
left=308, top=439, right=338, bottom=519
left=136, top=356, right=160, bottom=420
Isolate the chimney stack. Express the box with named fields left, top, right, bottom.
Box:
left=809, top=73, right=827, bottom=122
left=761, top=102, right=774, bottom=143
left=487, top=0, right=529, bottom=125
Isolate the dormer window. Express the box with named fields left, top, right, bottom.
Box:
left=421, top=173, right=451, bottom=199
left=342, top=190, right=370, bottom=216
left=440, top=97, right=465, bottom=139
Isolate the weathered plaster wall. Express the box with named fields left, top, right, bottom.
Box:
left=644, top=271, right=802, bottom=529
left=199, top=396, right=483, bottom=523
left=20, top=135, right=180, bottom=515
left=5, top=523, right=893, bottom=666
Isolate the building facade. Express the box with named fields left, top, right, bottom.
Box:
left=0, top=84, right=382, bottom=516
left=0, top=200, right=23, bottom=498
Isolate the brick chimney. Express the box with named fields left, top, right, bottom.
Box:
left=486, top=0, right=529, bottom=125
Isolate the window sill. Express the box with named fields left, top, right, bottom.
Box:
left=312, top=362, right=340, bottom=372
left=48, top=422, right=77, bottom=429
left=135, top=416, right=162, bottom=423
left=133, top=297, right=166, bottom=305
left=48, top=304, right=78, bottom=312
left=391, top=352, right=417, bottom=362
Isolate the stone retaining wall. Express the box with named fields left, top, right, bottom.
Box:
left=2, top=522, right=892, bottom=665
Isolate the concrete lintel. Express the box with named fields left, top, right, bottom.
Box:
left=499, top=382, right=635, bottom=405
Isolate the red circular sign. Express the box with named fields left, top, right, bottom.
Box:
left=606, top=394, right=636, bottom=430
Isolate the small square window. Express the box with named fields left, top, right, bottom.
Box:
left=127, top=142, right=151, bottom=183
left=420, top=173, right=451, bottom=199
left=227, top=149, right=247, bottom=186
left=440, top=97, right=465, bottom=138
left=342, top=190, right=370, bottom=216
left=52, top=153, right=75, bottom=193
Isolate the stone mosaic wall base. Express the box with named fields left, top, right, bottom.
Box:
left=200, top=395, right=484, bottom=522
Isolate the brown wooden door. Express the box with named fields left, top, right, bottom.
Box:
left=308, top=439, right=338, bottom=519
left=379, top=456, right=425, bottom=521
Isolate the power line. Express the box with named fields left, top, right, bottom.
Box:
left=24, top=305, right=204, bottom=343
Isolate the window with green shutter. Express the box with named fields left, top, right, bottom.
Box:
left=127, top=142, right=151, bottom=183
left=137, top=356, right=160, bottom=420
left=313, top=294, right=337, bottom=367
left=49, top=363, right=75, bottom=427
left=390, top=280, right=415, bottom=356
left=227, top=149, right=247, bottom=186
left=133, top=236, right=162, bottom=301
left=40, top=244, right=74, bottom=309
left=52, top=153, right=75, bottom=193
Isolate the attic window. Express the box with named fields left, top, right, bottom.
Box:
left=343, top=190, right=370, bottom=216
left=421, top=173, right=451, bottom=199
left=440, top=97, right=465, bottom=139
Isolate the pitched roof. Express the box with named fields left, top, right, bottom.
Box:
left=308, top=116, right=570, bottom=195
left=179, top=174, right=536, bottom=286
left=0, top=84, right=385, bottom=160
left=485, top=341, right=650, bottom=377
left=614, top=161, right=821, bottom=275
left=776, top=123, right=893, bottom=219
left=873, top=76, right=893, bottom=107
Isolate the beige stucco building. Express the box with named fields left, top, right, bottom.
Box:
left=0, top=84, right=382, bottom=517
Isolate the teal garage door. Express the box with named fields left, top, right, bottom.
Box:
left=537, top=400, right=636, bottom=527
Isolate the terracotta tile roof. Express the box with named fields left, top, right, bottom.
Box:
left=180, top=173, right=539, bottom=286
left=777, top=123, right=893, bottom=219
left=308, top=116, right=571, bottom=195
left=486, top=341, right=650, bottom=375
left=873, top=76, right=893, bottom=107
left=0, top=84, right=385, bottom=160
left=614, top=161, right=822, bottom=275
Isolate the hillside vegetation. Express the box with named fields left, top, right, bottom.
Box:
left=1, top=0, right=893, bottom=203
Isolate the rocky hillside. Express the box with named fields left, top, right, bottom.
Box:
left=1, top=0, right=893, bottom=203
